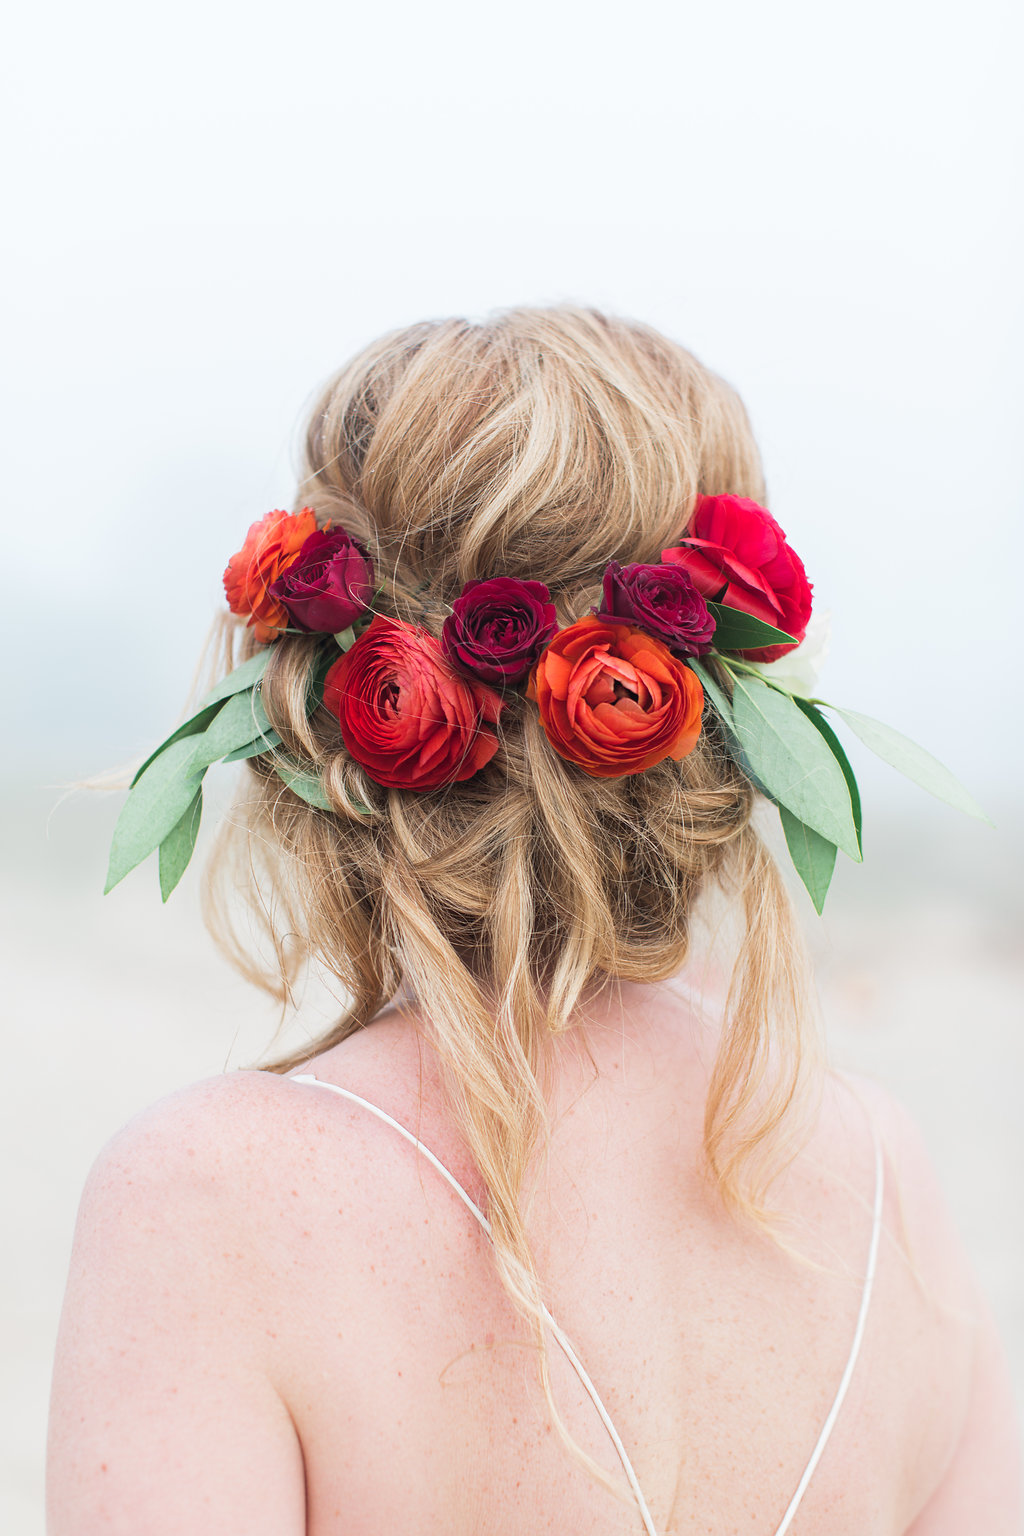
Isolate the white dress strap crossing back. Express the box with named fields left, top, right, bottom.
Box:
left=289, top=1072, right=885, bottom=1536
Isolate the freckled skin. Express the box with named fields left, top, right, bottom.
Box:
left=47, top=981, right=1020, bottom=1535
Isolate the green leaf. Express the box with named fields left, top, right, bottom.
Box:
left=222, top=729, right=283, bottom=762
left=130, top=701, right=223, bottom=788
left=706, top=664, right=776, bottom=800
left=689, top=660, right=771, bottom=798
left=333, top=626, right=356, bottom=651
left=308, top=646, right=339, bottom=717
left=779, top=805, right=837, bottom=914
left=829, top=707, right=991, bottom=824
left=158, top=786, right=203, bottom=901
left=707, top=603, right=797, bottom=652
left=275, top=762, right=333, bottom=811
left=689, top=659, right=735, bottom=729
left=729, top=674, right=861, bottom=860
left=197, top=649, right=270, bottom=711
left=793, top=698, right=863, bottom=855
left=189, top=688, right=273, bottom=772
left=105, top=737, right=207, bottom=893
left=274, top=761, right=372, bottom=816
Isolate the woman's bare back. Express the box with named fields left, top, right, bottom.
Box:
left=47, top=984, right=1019, bottom=1534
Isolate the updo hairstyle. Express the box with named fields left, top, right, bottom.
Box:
left=206, top=307, right=813, bottom=1417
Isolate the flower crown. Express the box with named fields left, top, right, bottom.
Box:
left=106, top=495, right=985, bottom=913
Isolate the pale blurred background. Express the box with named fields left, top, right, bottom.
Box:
left=2, top=0, right=1022, bottom=1528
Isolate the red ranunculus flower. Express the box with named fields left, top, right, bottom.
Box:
left=528, top=616, right=704, bottom=777
left=223, top=507, right=317, bottom=644
left=597, top=561, right=716, bottom=657
left=269, top=524, right=374, bottom=633
left=441, top=576, right=558, bottom=686
left=323, top=615, right=503, bottom=791
left=661, top=494, right=812, bottom=663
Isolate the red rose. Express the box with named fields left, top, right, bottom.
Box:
left=269, top=524, right=374, bottom=633
left=527, top=616, right=704, bottom=777
left=323, top=615, right=503, bottom=791
left=441, top=576, right=557, bottom=686
left=596, top=561, right=716, bottom=657
left=223, top=507, right=317, bottom=644
left=661, top=494, right=812, bottom=663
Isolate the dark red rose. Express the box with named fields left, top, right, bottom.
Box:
left=268, top=524, right=374, bottom=633
left=441, top=576, right=557, bottom=686
left=323, top=615, right=503, bottom=791
left=661, top=495, right=812, bottom=663
left=596, top=561, right=716, bottom=657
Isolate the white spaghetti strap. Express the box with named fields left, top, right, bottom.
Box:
left=770, top=1112, right=885, bottom=1536
left=290, top=1074, right=661, bottom=1536
left=291, top=1076, right=493, bottom=1228
left=290, top=1073, right=884, bottom=1536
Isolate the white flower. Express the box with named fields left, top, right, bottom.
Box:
left=748, top=610, right=831, bottom=697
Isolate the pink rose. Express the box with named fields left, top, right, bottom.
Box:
left=662, top=495, right=812, bottom=663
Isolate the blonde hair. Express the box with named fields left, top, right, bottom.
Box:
left=206, top=306, right=816, bottom=1474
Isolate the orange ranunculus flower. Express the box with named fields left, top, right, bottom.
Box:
left=222, top=507, right=318, bottom=643
left=528, top=616, right=704, bottom=777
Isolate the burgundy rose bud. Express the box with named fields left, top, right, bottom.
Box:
left=596, top=561, right=716, bottom=657
left=441, top=576, right=558, bottom=686
left=269, top=524, right=374, bottom=633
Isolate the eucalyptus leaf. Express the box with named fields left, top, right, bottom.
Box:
left=130, top=701, right=223, bottom=788
left=830, top=707, right=990, bottom=824
left=222, top=729, right=283, bottom=762
left=729, top=674, right=861, bottom=860
left=779, top=805, right=837, bottom=914
left=793, top=698, right=863, bottom=855
left=688, top=660, right=735, bottom=729
left=333, top=626, right=356, bottom=651
left=197, top=649, right=270, bottom=711
left=697, top=660, right=775, bottom=800
left=105, top=737, right=207, bottom=893
left=158, top=786, right=203, bottom=901
left=686, top=660, right=774, bottom=799
left=275, top=762, right=333, bottom=811
left=189, top=688, right=273, bottom=772
left=707, top=603, right=797, bottom=652
left=308, top=646, right=340, bottom=717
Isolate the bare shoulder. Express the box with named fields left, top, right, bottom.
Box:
left=89, top=1066, right=299, bottom=1161
left=815, top=1071, right=1021, bottom=1532
left=48, top=1072, right=323, bottom=1536
left=50, top=1058, right=451, bottom=1534
left=60, top=1069, right=344, bottom=1364
left=74, top=1013, right=466, bottom=1275
left=78, top=1069, right=315, bottom=1238
left=820, top=1070, right=975, bottom=1299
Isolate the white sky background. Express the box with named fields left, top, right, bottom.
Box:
left=3, top=0, right=1022, bottom=806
